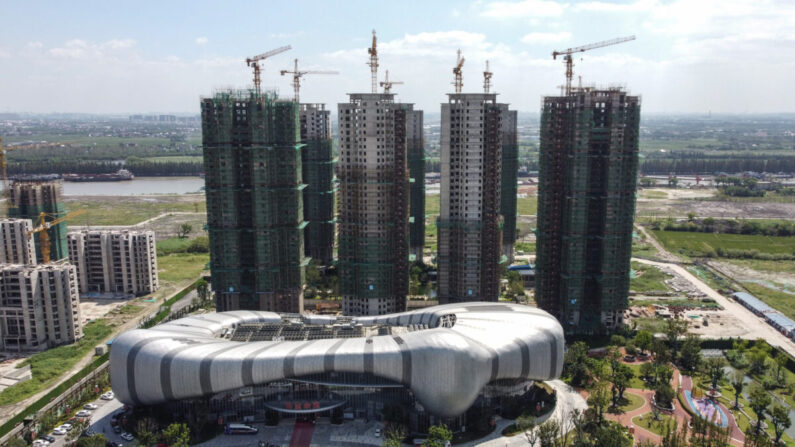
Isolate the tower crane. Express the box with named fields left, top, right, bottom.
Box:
left=453, top=49, right=465, bottom=93
left=0, top=137, right=69, bottom=198
left=552, top=35, right=635, bottom=96
left=279, top=59, right=338, bottom=103
left=27, top=209, right=85, bottom=263
left=367, top=30, right=379, bottom=93
left=379, top=70, right=403, bottom=94
left=483, top=60, right=493, bottom=93
left=246, top=45, right=291, bottom=95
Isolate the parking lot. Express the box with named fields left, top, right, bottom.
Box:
left=39, top=392, right=127, bottom=447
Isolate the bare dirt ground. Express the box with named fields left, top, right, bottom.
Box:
left=635, top=187, right=795, bottom=219
left=707, top=260, right=795, bottom=288
left=79, top=299, right=129, bottom=324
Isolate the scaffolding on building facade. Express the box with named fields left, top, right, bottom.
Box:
left=500, top=109, right=518, bottom=262
left=536, top=88, right=640, bottom=334
left=300, top=104, right=335, bottom=266
left=201, top=90, right=307, bottom=313
left=406, top=109, right=426, bottom=261
left=8, top=181, right=68, bottom=263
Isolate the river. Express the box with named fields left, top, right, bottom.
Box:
left=59, top=177, right=205, bottom=196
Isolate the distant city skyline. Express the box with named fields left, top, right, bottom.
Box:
left=2, top=0, right=793, bottom=114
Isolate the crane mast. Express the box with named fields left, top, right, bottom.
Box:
left=28, top=209, right=86, bottom=263
left=280, top=59, right=338, bottom=103
left=452, top=49, right=465, bottom=93
left=379, top=70, right=404, bottom=94
left=552, top=35, right=635, bottom=95
left=367, top=30, right=379, bottom=93
left=246, top=45, right=291, bottom=95
left=483, top=60, right=493, bottom=93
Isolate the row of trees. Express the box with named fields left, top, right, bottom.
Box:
left=639, top=156, right=795, bottom=174
left=8, top=159, right=203, bottom=176
left=651, top=217, right=795, bottom=237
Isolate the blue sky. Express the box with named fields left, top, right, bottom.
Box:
left=1, top=0, right=793, bottom=114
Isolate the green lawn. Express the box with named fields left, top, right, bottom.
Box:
left=631, top=414, right=674, bottom=436
left=652, top=230, right=795, bottom=257
left=632, top=317, right=669, bottom=334
left=639, top=190, right=669, bottom=199
left=616, top=392, right=645, bottom=412
left=630, top=261, right=673, bottom=293
left=158, top=253, right=209, bottom=282
left=64, top=198, right=205, bottom=226
left=517, top=196, right=537, bottom=215
left=157, top=237, right=194, bottom=256
left=0, top=320, right=113, bottom=405
left=425, top=194, right=440, bottom=215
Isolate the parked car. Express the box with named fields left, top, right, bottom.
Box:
left=61, top=423, right=73, bottom=431
left=120, top=432, right=135, bottom=442
left=51, top=427, right=67, bottom=436
left=76, top=410, right=92, bottom=417
left=374, top=428, right=381, bottom=438
left=32, top=440, right=49, bottom=447
left=113, top=425, right=122, bottom=434
left=101, top=391, right=115, bottom=400
left=84, top=403, right=99, bottom=410
left=39, top=435, right=56, bottom=443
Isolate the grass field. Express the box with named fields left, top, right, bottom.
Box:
left=156, top=237, right=194, bottom=256
left=652, top=230, right=795, bottom=257
left=158, top=253, right=209, bottom=282
left=616, top=392, right=645, bottom=412
left=638, top=190, right=669, bottom=199
left=423, top=194, right=537, bottom=217
left=723, top=258, right=795, bottom=274
left=0, top=320, right=113, bottom=405
left=64, top=197, right=206, bottom=226
left=631, top=414, right=674, bottom=436
left=630, top=261, right=672, bottom=293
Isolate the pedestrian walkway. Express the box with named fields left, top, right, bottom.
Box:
left=290, top=422, right=314, bottom=447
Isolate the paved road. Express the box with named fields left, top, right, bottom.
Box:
left=633, top=258, right=795, bottom=358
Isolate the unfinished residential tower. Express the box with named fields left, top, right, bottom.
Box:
left=8, top=181, right=68, bottom=263
left=201, top=90, right=307, bottom=313
left=337, top=93, right=411, bottom=315
left=535, top=88, right=640, bottom=333
left=437, top=92, right=508, bottom=303
left=407, top=109, right=426, bottom=261
left=300, top=104, right=335, bottom=266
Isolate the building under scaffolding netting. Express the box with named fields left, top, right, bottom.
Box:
left=406, top=108, right=426, bottom=261
left=535, top=88, right=640, bottom=334
left=337, top=93, right=410, bottom=316
left=300, top=104, right=335, bottom=266
left=201, top=90, right=307, bottom=313
left=500, top=110, right=518, bottom=263
left=8, top=181, right=68, bottom=262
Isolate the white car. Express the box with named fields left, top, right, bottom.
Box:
left=32, top=440, right=49, bottom=447
left=61, top=423, right=73, bottom=431
left=120, top=432, right=135, bottom=441
left=51, top=427, right=67, bottom=436
left=375, top=428, right=381, bottom=437
left=101, top=391, right=115, bottom=400
left=76, top=410, right=92, bottom=417
left=84, top=403, right=99, bottom=410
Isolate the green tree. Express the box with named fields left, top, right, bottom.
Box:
left=770, top=403, right=792, bottom=445
left=730, top=370, right=745, bottom=409
left=749, top=348, right=769, bottom=376
left=75, top=434, right=108, bottom=447
left=655, top=382, right=675, bottom=409
left=634, top=330, right=653, bottom=355
left=593, top=422, right=631, bottom=447
left=65, top=419, right=90, bottom=443
left=382, top=424, right=406, bottom=447
left=196, top=278, right=209, bottom=302
left=664, top=318, right=689, bottom=358
left=748, top=385, right=771, bottom=435
left=651, top=338, right=672, bottom=366
left=687, top=212, right=696, bottom=222
left=774, top=352, right=788, bottom=384
left=588, top=381, right=611, bottom=423
left=703, top=357, right=726, bottom=391
left=678, top=334, right=702, bottom=373
left=537, top=419, right=560, bottom=447
left=640, top=361, right=656, bottom=385
left=135, top=417, right=159, bottom=447
left=162, top=422, right=190, bottom=447
left=610, top=363, right=634, bottom=407
left=177, top=223, right=192, bottom=238
left=563, top=341, right=591, bottom=387
left=424, top=424, right=452, bottom=447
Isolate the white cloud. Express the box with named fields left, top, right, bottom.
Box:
left=572, top=0, right=652, bottom=12
left=480, top=0, right=567, bottom=18
left=195, top=37, right=208, bottom=45
left=520, top=31, right=571, bottom=44
left=47, top=38, right=136, bottom=59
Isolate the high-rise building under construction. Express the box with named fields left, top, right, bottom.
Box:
left=201, top=90, right=307, bottom=313
left=8, top=181, right=68, bottom=263
left=407, top=110, right=425, bottom=261
left=300, top=104, right=335, bottom=266
left=500, top=110, right=518, bottom=262
left=437, top=93, right=508, bottom=303
left=337, top=93, right=410, bottom=315
left=535, top=88, right=640, bottom=333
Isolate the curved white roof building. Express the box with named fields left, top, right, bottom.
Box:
left=110, top=302, right=564, bottom=418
